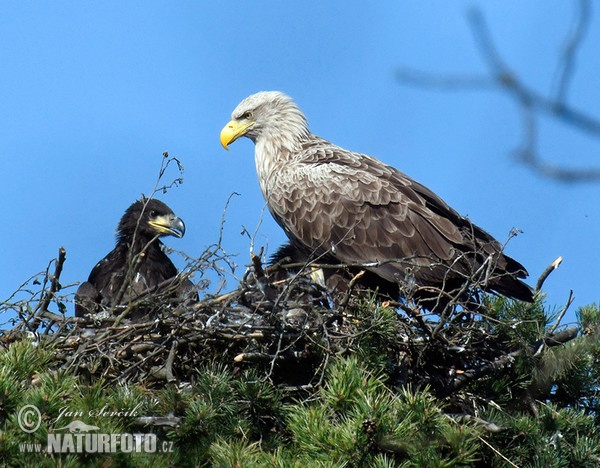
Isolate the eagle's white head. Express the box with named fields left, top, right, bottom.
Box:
left=220, top=91, right=311, bottom=194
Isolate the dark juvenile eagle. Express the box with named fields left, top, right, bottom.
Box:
left=75, top=198, right=196, bottom=318
left=220, top=91, right=533, bottom=307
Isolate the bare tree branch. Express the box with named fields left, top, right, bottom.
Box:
left=552, top=0, right=592, bottom=102
left=396, top=3, right=600, bottom=182
left=535, top=256, right=563, bottom=292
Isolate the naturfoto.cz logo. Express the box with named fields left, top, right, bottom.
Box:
left=17, top=404, right=174, bottom=455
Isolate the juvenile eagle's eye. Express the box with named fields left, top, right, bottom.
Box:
left=149, top=210, right=157, bottom=218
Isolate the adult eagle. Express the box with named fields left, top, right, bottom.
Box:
left=75, top=198, right=196, bottom=319
left=220, top=91, right=533, bottom=307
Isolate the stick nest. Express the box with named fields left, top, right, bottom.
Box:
left=1, top=247, right=577, bottom=413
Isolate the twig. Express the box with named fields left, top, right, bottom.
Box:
left=29, top=247, right=67, bottom=331
left=34, top=247, right=67, bottom=315
left=552, top=0, right=592, bottom=102
left=535, top=256, right=563, bottom=292
left=447, top=413, right=504, bottom=433
left=338, top=270, right=366, bottom=310
left=164, top=340, right=177, bottom=382
left=440, top=349, right=521, bottom=398
left=548, top=290, right=575, bottom=335
left=543, top=326, right=578, bottom=347
left=478, top=435, right=520, bottom=468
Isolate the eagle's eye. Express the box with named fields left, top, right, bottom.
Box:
left=242, top=111, right=253, bottom=120
left=149, top=210, right=157, bottom=218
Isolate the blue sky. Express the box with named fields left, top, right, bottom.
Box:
left=1, top=2, right=598, bottom=327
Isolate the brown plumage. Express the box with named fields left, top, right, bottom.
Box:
left=75, top=198, right=197, bottom=319
left=220, top=91, right=533, bottom=307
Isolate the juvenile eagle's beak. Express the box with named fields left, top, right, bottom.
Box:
left=148, top=214, right=186, bottom=238
left=220, top=119, right=255, bottom=150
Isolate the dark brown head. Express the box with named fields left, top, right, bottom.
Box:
left=117, top=198, right=185, bottom=244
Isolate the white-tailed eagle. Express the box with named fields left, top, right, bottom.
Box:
left=75, top=198, right=196, bottom=319
left=220, top=91, right=533, bottom=307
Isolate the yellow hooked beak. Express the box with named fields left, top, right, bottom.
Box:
left=148, top=214, right=186, bottom=238
left=220, top=119, right=255, bottom=150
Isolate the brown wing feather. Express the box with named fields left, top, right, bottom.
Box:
left=266, top=136, right=525, bottom=293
